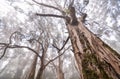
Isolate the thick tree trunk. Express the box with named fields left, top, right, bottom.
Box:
left=67, top=20, right=120, bottom=79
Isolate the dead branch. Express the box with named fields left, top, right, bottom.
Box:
left=9, top=31, right=18, bottom=44
left=44, top=45, right=71, bottom=68
left=60, top=36, right=69, bottom=50
left=44, top=36, right=71, bottom=69
left=68, top=0, right=74, bottom=8
left=9, top=45, right=41, bottom=58
left=0, top=43, right=41, bottom=59
left=32, top=0, right=65, bottom=14
left=0, top=44, right=9, bottom=59
left=64, top=0, right=67, bottom=8
left=52, top=36, right=70, bottom=51
left=36, top=13, right=66, bottom=19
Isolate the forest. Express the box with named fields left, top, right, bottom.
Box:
left=0, top=0, right=120, bottom=79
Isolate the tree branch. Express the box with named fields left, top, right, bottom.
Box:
left=68, top=0, right=74, bottom=8
left=0, top=43, right=41, bottom=59
left=0, top=44, right=9, bottom=59
left=44, top=45, right=71, bottom=69
left=60, top=36, right=69, bottom=50
left=52, top=36, right=70, bottom=51
left=44, top=53, right=63, bottom=69
left=36, top=13, right=66, bottom=19
left=32, top=0, right=65, bottom=14
left=8, top=45, right=41, bottom=58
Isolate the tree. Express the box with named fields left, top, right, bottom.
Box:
left=52, top=36, right=70, bottom=79
left=32, top=0, right=120, bottom=79
left=0, top=15, right=68, bottom=79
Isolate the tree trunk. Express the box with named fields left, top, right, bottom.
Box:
left=36, top=66, right=44, bottom=79
left=27, top=54, right=38, bottom=79
left=57, top=67, right=64, bottom=79
left=67, top=20, right=120, bottom=79
left=57, top=53, right=64, bottom=79
left=25, top=44, right=40, bottom=79
left=36, top=47, right=47, bottom=79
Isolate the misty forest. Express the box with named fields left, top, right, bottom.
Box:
left=0, top=0, right=120, bottom=79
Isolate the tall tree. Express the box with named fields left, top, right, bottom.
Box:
left=32, top=0, right=120, bottom=79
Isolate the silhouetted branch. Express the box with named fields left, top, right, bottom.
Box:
left=9, top=45, right=41, bottom=58
left=32, top=0, right=65, bottom=14
left=52, top=44, right=60, bottom=51
left=36, top=13, right=66, bottom=19
left=44, top=36, right=70, bottom=69
left=0, top=44, right=9, bottom=59
left=0, top=43, right=41, bottom=59
left=60, top=36, right=70, bottom=50
left=52, top=36, right=70, bottom=51
left=68, top=0, right=74, bottom=8
left=44, top=45, right=71, bottom=68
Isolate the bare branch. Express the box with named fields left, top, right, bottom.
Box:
left=0, top=43, right=8, bottom=46
left=9, top=31, right=20, bottom=44
left=36, top=13, right=65, bottom=19
left=0, top=43, right=41, bottom=59
left=44, top=45, right=71, bottom=69
left=60, top=36, right=69, bottom=50
left=32, top=0, right=65, bottom=14
left=8, top=45, right=41, bottom=59
left=52, top=36, right=70, bottom=51
left=44, top=50, right=64, bottom=68
left=52, top=44, right=60, bottom=50
left=54, top=0, right=62, bottom=10
left=0, top=44, right=9, bottom=59
left=64, top=0, right=67, bottom=8
left=68, top=0, right=74, bottom=8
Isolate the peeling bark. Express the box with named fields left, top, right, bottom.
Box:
left=67, top=20, right=120, bottom=79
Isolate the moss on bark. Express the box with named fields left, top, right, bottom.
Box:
left=82, top=53, right=113, bottom=79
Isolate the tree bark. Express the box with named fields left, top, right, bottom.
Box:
left=57, top=53, right=64, bottom=79
left=36, top=44, right=48, bottom=79
left=36, top=66, right=44, bottom=79
left=67, top=20, right=120, bottom=79
left=26, top=54, right=38, bottom=79
left=25, top=44, right=40, bottom=79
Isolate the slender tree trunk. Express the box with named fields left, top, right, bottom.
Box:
left=57, top=53, right=64, bottom=79
left=27, top=54, right=38, bottom=79
left=36, top=47, right=47, bottom=79
left=57, top=67, right=64, bottom=79
left=25, top=44, right=40, bottom=79
left=67, top=20, right=120, bottom=79
left=36, top=65, right=44, bottom=79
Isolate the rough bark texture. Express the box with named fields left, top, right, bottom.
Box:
left=67, top=20, right=120, bottom=79
left=69, top=7, right=79, bottom=25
